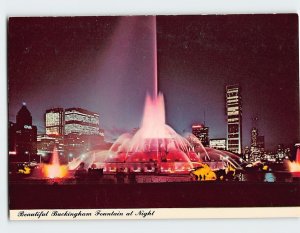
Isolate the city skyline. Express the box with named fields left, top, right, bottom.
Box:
left=8, top=15, right=299, bottom=150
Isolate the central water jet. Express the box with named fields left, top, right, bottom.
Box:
left=288, top=144, right=300, bottom=173
left=43, top=147, right=68, bottom=179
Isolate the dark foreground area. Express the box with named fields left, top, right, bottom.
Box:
left=9, top=180, right=300, bottom=209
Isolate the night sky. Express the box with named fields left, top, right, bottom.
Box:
left=8, top=15, right=299, bottom=150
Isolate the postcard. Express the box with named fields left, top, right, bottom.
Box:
left=8, top=14, right=300, bottom=220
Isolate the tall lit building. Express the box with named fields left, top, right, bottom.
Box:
left=249, top=127, right=260, bottom=161
left=64, top=108, right=103, bottom=158
left=226, top=84, right=242, bottom=154
left=257, top=136, right=265, bottom=152
left=209, top=138, right=226, bottom=150
left=250, top=127, right=265, bottom=156
left=9, top=103, right=37, bottom=162
left=192, top=124, right=209, bottom=147
left=64, top=108, right=100, bottom=135
left=250, top=127, right=258, bottom=152
left=43, top=107, right=104, bottom=158
left=45, top=108, right=64, bottom=136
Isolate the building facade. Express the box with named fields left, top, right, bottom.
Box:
left=248, top=127, right=265, bottom=161
left=37, top=134, right=64, bottom=157
left=64, top=108, right=100, bottom=135
left=209, top=138, right=226, bottom=150
left=226, top=84, right=242, bottom=154
left=9, top=103, right=37, bottom=162
left=257, top=136, right=265, bottom=152
left=192, top=124, right=209, bottom=147
left=43, top=107, right=105, bottom=158
left=250, top=127, right=258, bottom=152
left=45, top=108, right=64, bottom=136
left=64, top=108, right=104, bottom=157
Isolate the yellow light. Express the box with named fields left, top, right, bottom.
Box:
left=43, top=164, right=68, bottom=178
left=288, top=161, right=300, bottom=172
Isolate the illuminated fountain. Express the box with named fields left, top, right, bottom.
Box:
left=68, top=16, right=243, bottom=177
left=105, top=93, right=201, bottom=174
left=288, top=143, right=300, bottom=174
left=43, top=147, right=68, bottom=179
left=69, top=94, right=243, bottom=175
left=69, top=94, right=199, bottom=174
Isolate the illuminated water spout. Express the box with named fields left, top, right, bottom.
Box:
left=110, top=93, right=195, bottom=161
left=43, top=147, right=68, bottom=179
left=68, top=93, right=200, bottom=173
left=68, top=90, right=243, bottom=173
left=288, top=144, right=300, bottom=172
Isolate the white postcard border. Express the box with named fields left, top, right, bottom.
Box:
left=10, top=207, right=300, bottom=220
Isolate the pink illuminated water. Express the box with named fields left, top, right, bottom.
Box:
left=110, top=93, right=196, bottom=160
left=43, top=147, right=68, bottom=179
left=296, top=147, right=300, bottom=164
left=69, top=93, right=200, bottom=172
left=68, top=16, right=243, bottom=174
left=68, top=92, right=243, bottom=173
left=153, top=16, right=158, bottom=98
left=288, top=147, right=300, bottom=173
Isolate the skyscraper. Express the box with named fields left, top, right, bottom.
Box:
left=250, top=127, right=258, bottom=152
left=64, top=108, right=100, bottom=135
left=209, top=138, right=226, bottom=150
left=64, top=108, right=104, bottom=157
left=257, top=135, right=265, bottom=152
left=43, top=107, right=104, bottom=158
left=9, top=103, right=37, bottom=162
left=192, top=124, right=209, bottom=147
left=226, top=84, right=242, bottom=154
left=45, top=108, right=64, bottom=136
left=250, top=127, right=265, bottom=153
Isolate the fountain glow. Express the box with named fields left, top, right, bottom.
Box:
left=43, top=147, right=68, bottom=179
left=288, top=146, right=300, bottom=173
left=68, top=93, right=243, bottom=175
left=68, top=16, right=243, bottom=176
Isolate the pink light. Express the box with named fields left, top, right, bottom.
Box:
left=42, top=147, right=68, bottom=179
left=296, top=147, right=300, bottom=164
left=288, top=147, right=300, bottom=172
left=66, top=16, right=216, bottom=176
left=192, top=124, right=203, bottom=128
left=153, top=16, right=157, bottom=98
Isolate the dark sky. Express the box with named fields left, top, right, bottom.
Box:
left=8, top=15, right=299, bottom=150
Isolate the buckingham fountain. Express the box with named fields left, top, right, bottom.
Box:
left=9, top=16, right=300, bottom=211
left=65, top=93, right=244, bottom=182
left=63, top=16, right=245, bottom=181
left=25, top=15, right=299, bottom=182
